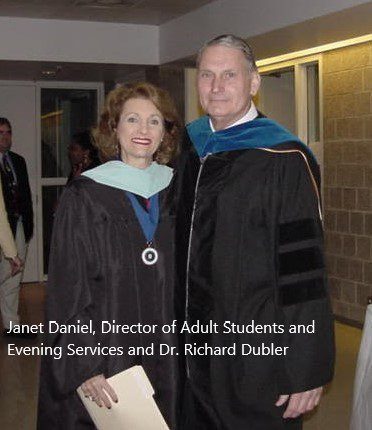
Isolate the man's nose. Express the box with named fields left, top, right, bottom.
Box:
left=211, top=76, right=224, bottom=93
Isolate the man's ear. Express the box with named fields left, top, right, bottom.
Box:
left=250, top=72, right=261, bottom=97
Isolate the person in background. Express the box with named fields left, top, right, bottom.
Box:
left=0, top=180, right=22, bottom=282
left=67, top=130, right=100, bottom=183
left=176, top=34, right=335, bottom=430
left=0, top=117, right=34, bottom=339
left=38, top=82, right=181, bottom=429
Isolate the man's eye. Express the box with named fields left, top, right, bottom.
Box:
left=200, top=72, right=211, bottom=79
left=225, top=72, right=236, bottom=78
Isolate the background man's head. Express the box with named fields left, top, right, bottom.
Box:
left=0, top=117, right=12, bottom=153
left=196, top=34, right=261, bottom=131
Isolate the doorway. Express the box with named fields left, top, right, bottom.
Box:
left=0, top=81, right=103, bottom=281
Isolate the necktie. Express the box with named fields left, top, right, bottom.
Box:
left=1, top=154, right=20, bottom=218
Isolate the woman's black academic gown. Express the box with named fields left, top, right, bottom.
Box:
left=37, top=176, right=179, bottom=429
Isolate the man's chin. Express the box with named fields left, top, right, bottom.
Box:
left=206, top=108, right=230, bottom=118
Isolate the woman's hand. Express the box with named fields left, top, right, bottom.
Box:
left=80, top=374, right=118, bottom=408
left=9, top=256, right=23, bottom=276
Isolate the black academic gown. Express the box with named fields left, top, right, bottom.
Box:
left=176, top=126, right=335, bottom=429
left=37, top=176, right=179, bottom=429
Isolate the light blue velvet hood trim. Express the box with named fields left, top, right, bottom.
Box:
left=82, top=160, right=173, bottom=198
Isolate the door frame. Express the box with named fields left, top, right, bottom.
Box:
left=36, top=80, right=104, bottom=280
left=258, top=54, right=323, bottom=145
left=258, top=55, right=324, bottom=199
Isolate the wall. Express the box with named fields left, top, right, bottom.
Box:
left=0, top=17, right=159, bottom=65
left=323, top=42, right=372, bottom=323
left=160, top=0, right=372, bottom=63
left=0, top=2, right=371, bottom=66
left=145, top=65, right=186, bottom=122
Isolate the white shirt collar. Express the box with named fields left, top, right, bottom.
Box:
left=209, top=101, right=258, bottom=132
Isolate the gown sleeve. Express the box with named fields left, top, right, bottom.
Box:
left=44, top=181, right=105, bottom=397
left=275, top=150, right=335, bottom=394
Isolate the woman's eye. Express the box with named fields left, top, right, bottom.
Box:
left=126, top=116, right=138, bottom=123
left=149, top=118, right=161, bottom=126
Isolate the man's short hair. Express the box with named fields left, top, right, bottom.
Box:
left=0, top=117, right=12, bottom=132
left=197, top=34, right=258, bottom=72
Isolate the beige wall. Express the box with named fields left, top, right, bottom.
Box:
left=323, top=42, right=372, bottom=323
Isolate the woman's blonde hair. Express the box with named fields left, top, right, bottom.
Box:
left=92, top=82, right=181, bottom=164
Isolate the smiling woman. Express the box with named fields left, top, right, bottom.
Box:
left=116, top=98, right=165, bottom=169
left=37, top=82, right=181, bottom=430
left=93, top=82, right=179, bottom=165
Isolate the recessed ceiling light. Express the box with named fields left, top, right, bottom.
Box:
left=41, top=66, right=62, bottom=78
left=41, top=70, right=56, bottom=77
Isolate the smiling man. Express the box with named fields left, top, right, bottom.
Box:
left=176, top=35, right=335, bottom=430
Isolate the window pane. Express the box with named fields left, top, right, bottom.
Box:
left=41, top=88, right=97, bottom=177
left=307, top=64, right=320, bottom=143
left=256, top=68, right=296, bottom=134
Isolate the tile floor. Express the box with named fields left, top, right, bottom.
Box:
left=0, top=283, right=364, bottom=429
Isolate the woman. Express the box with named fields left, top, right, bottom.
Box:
left=67, top=130, right=100, bottom=183
left=0, top=180, right=22, bottom=286
left=38, top=82, right=181, bottom=429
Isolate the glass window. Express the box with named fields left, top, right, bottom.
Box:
left=41, top=88, right=97, bottom=178
left=256, top=68, right=296, bottom=134
left=41, top=86, right=99, bottom=275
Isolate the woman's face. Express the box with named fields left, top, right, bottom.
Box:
left=68, top=142, right=87, bottom=165
left=116, top=97, right=165, bottom=168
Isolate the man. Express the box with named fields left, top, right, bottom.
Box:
left=0, top=117, right=34, bottom=338
left=176, top=35, right=334, bottom=429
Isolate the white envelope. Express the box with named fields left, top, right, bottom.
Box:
left=77, top=365, right=170, bottom=430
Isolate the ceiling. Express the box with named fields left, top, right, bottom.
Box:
left=0, top=0, right=215, bottom=25
left=0, top=1, right=370, bottom=83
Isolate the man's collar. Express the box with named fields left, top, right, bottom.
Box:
left=209, top=102, right=258, bottom=132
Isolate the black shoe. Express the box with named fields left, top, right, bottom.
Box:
left=3, top=329, right=37, bottom=339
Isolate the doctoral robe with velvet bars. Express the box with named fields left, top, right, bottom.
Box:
left=176, top=137, right=335, bottom=430
left=37, top=176, right=179, bottom=430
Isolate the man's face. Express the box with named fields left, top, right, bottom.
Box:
left=197, top=45, right=260, bottom=131
left=0, top=124, right=12, bottom=153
